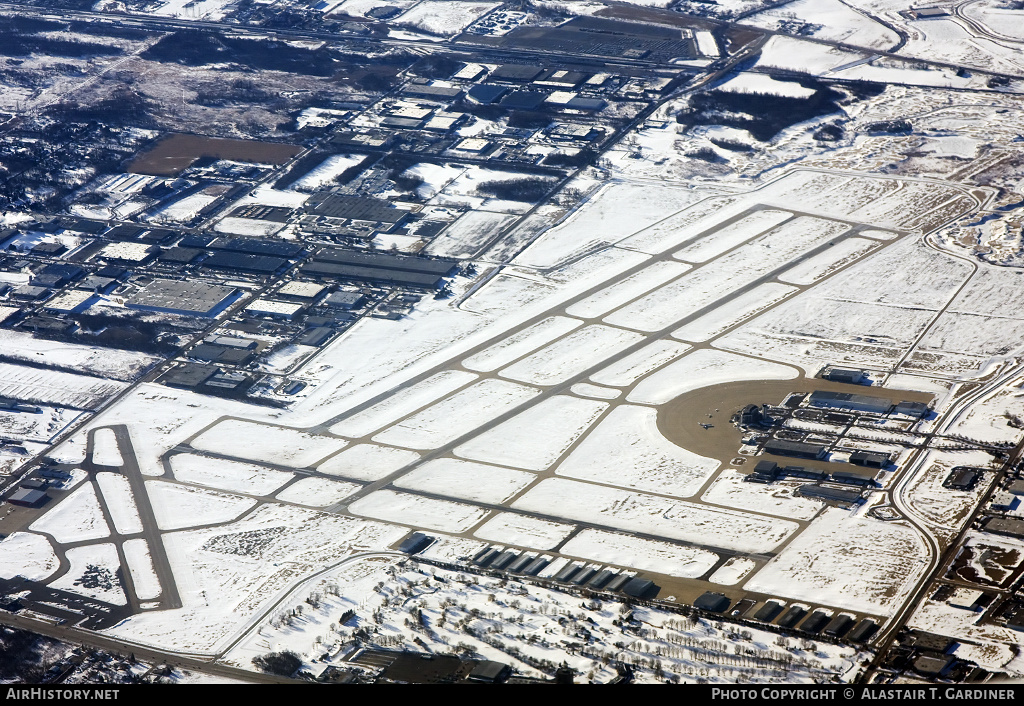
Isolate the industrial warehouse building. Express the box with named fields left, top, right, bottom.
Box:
left=8, top=488, right=48, bottom=507
left=126, top=279, right=240, bottom=317
left=822, top=368, right=867, bottom=384
left=807, top=390, right=930, bottom=417
left=849, top=450, right=889, bottom=468
left=807, top=391, right=892, bottom=415
left=762, top=439, right=827, bottom=460
left=299, top=247, right=458, bottom=290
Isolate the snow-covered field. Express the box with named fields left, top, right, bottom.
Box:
left=317, top=443, right=421, bottom=481
left=95, top=472, right=144, bottom=535
left=560, top=530, right=719, bottom=579
left=709, top=557, right=758, bottom=586
left=515, top=181, right=706, bottom=268
left=454, top=395, right=607, bottom=471
left=0, top=533, right=58, bottom=581
left=903, top=450, right=996, bottom=533
left=672, top=209, right=792, bottom=263
left=671, top=284, right=799, bottom=342
left=105, top=504, right=406, bottom=653
left=30, top=483, right=110, bottom=543
left=191, top=420, right=346, bottom=468
left=589, top=340, right=691, bottom=387
left=701, top=471, right=823, bottom=521
left=627, top=350, right=798, bottom=406
left=146, top=481, right=257, bottom=531
left=169, top=454, right=293, bottom=496
left=514, top=478, right=798, bottom=554
left=715, top=74, right=816, bottom=99
left=0, top=362, right=128, bottom=410
left=565, top=261, right=692, bottom=319
left=554, top=405, right=720, bottom=498
left=474, top=512, right=576, bottom=550
left=745, top=509, right=929, bottom=616
left=0, top=405, right=85, bottom=445
left=372, top=379, right=540, bottom=450
left=394, top=458, right=536, bottom=504
left=777, top=238, right=879, bottom=286
left=289, top=154, right=364, bottom=192
left=328, top=371, right=477, bottom=438
left=274, top=478, right=361, bottom=508
left=124, top=538, right=161, bottom=601
left=425, top=210, right=517, bottom=259
left=604, top=218, right=851, bottom=332
left=147, top=191, right=219, bottom=223
left=746, top=0, right=900, bottom=50
left=0, top=330, right=156, bottom=382
left=50, top=543, right=126, bottom=606
left=498, top=325, right=644, bottom=386
left=92, top=428, right=123, bottom=467
left=394, top=0, right=499, bottom=36
left=462, top=317, right=582, bottom=373
left=348, top=490, right=490, bottom=533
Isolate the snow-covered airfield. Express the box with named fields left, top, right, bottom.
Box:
left=13, top=0, right=1024, bottom=683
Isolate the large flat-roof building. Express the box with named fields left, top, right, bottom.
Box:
left=823, top=368, right=867, bottom=385
left=96, top=241, right=158, bottom=265
left=245, top=298, right=304, bottom=320
left=126, top=279, right=240, bottom=317
left=8, top=488, right=48, bottom=507
left=763, top=439, right=827, bottom=460
left=807, top=390, right=892, bottom=415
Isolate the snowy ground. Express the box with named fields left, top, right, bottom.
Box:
left=349, top=490, right=490, bottom=533
left=394, top=1, right=500, bottom=36
left=702, top=471, right=824, bottom=521
left=462, top=317, right=583, bottom=372
left=191, top=420, right=346, bottom=468
left=169, top=454, right=294, bottom=496
left=124, top=538, right=161, bottom=601
left=328, top=371, right=478, bottom=438
left=560, top=530, right=719, bottom=579
left=95, top=472, right=144, bottom=535
left=104, top=505, right=406, bottom=654
left=50, top=544, right=126, bottom=606
left=372, top=379, right=541, bottom=450
left=394, top=458, right=536, bottom=504
left=474, top=512, right=575, bottom=550
left=454, top=395, right=607, bottom=471
left=554, top=405, right=719, bottom=498
left=30, top=483, right=110, bottom=544
left=146, top=481, right=257, bottom=531
left=0, top=330, right=157, bottom=382
left=513, top=478, right=798, bottom=554
left=317, top=444, right=421, bottom=482
left=627, top=350, right=798, bottom=406
left=0, top=533, right=58, bottom=581
left=744, top=509, right=929, bottom=616
left=274, top=478, right=362, bottom=508
left=289, top=154, right=364, bottom=192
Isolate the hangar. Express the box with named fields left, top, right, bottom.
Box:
left=807, top=391, right=891, bottom=415
left=762, top=439, right=827, bottom=460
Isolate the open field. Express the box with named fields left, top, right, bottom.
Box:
left=128, top=134, right=302, bottom=177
